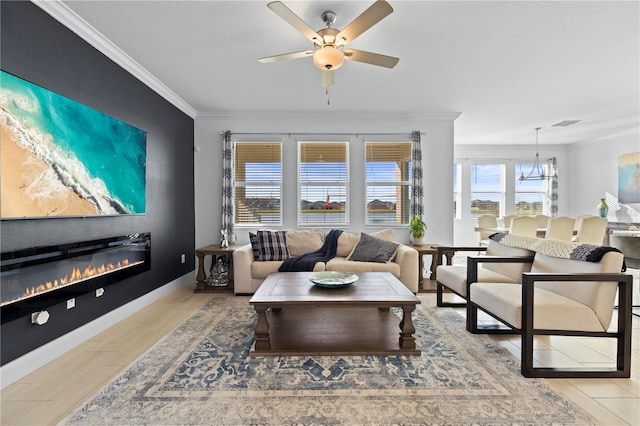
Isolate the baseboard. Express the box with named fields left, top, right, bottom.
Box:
left=0, top=273, right=193, bottom=389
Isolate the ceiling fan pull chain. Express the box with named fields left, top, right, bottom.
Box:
left=326, top=87, right=331, bottom=106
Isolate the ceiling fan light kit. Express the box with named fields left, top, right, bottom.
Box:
left=313, top=45, right=344, bottom=70
left=259, top=0, right=399, bottom=104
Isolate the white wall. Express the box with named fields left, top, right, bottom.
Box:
left=567, top=129, right=640, bottom=221
left=196, top=115, right=639, bottom=250
left=194, top=112, right=458, bottom=249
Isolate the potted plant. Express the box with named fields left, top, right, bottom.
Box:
left=407, top=214, right=427, bottom=245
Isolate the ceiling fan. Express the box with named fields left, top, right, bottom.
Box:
left=258, top=0, right=399, bottom=90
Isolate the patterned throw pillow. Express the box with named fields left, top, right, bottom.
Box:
left=257, top=230, right=290, bottom=261
left=248, top=232, right=261, bottom=260
left=348, top=232, right=399, bottom=263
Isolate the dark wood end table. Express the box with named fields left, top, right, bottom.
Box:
left=411, top=243, right=454, bottom=289
left=194, top=244, right=241, bottom=293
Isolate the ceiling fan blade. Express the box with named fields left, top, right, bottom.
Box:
left=267, top=1, right=322, bottom=44
left=259, top=50, right=314, bottom=63
left=322, top=69, right=335, bottom=87
left=344, top=49, right=399, bottom=68
left=335, top=0, right=393, bottom=45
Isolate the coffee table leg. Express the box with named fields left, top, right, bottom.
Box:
left=399, top=304, right=417, bottom=349
left=254, top=305, right=271, bottom=350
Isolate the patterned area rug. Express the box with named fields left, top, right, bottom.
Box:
left=61, top=296, right=594, bottom=425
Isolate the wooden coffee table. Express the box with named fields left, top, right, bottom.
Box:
left=249, top=272, right=421, bottom=356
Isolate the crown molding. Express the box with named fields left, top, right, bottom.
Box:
left=31, top=1, right=463, bottom=124
left=32, top=0, right=198, bottom=119
left=197, top=110, right=461, bottom=121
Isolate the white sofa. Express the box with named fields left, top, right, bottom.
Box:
left=233, top=228, right=419, bottom=294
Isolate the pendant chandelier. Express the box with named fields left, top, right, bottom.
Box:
left=519, top=127, right=556, bottom=181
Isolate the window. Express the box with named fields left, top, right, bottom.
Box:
left=453, top=163, right=460, bottom=218
left=364, top=142, right=412, bottom=225
left=299, top=141, right=348, bottom=226
left=234, top=142, right=282, bottom=225
left=470, top=163, right=504, bottom=218
left=515, top=162, right=548, bottom=215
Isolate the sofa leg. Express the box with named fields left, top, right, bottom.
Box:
left=436, top=283, right=466, bottom=308
left=436, top=283, right=444, bottom=306
left=616, top=276, right=633, bottom=375
left=466, top=302, right=479, bottom=333
left=520, top=324, right=535, bottom=377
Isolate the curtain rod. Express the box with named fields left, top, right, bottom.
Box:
left=219, top=132, right=425, bottom=136
left=459, top=157, right=556, bottom=162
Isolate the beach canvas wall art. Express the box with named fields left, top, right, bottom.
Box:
left=0, top=70, right=146, bottom=218
left=618, top=152, right=640, bottom=204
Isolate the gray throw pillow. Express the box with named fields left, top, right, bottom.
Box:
left=348, top=232, right=399, bottom=263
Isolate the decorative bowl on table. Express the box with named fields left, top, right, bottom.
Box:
left=309, top=271, right=358, bottom=288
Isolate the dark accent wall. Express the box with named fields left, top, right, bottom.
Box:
left=1, top=1, right=195, bottom=364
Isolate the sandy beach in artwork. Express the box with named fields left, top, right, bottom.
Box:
left=1, top=119, right=100, bottom=218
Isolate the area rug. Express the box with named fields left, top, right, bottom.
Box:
left=61, top=296, right=594, bottom=425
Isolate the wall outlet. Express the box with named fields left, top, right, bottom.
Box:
left=96, top=288, right=105, bottom=297
left=181, top=253, right=186, bottom=264
left=66, top=298, right=75, bottom=310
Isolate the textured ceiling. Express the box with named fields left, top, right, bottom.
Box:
left=55, top=0, right=639, bottom=145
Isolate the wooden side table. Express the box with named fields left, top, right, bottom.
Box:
left=411, top=243, right=454, bottom=290
left=194, top=244, right=240, bottom=293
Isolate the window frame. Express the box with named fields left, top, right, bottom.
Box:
left=454, top=158, right=553, bottom=224
left=233, top=140, right=283, bottom=227
left=470, top=162, right=505, bottom=219
left=364, top=141, right=413, bottom=226
left=297, top=140, right=350, bottom=227
left=515, top=161, right=551, bottom=216
left=453, top=162, right=461, bottom=219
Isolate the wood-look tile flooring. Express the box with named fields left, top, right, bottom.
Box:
left=1, top=275, right=638, bottom=425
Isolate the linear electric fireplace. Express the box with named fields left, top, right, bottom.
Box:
left=1, top=233, right=150, bottom=324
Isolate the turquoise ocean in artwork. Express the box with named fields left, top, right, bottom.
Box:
left=0, top=70, right=146, bottom=215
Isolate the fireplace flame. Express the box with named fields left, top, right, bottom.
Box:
left=1, top=234, right=150, bottom=311
left=21, top=259, right=132, bottom=301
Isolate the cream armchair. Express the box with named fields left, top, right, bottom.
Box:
left=435, top=240, right=534, bottom=307
left=467, top=248, right=632, bottom=378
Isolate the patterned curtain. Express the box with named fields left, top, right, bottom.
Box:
left=410, top=130, right=424, bottom=218
left=221, top=131, right=236, bottom=244
left=549, top=157, right=558, bottom=217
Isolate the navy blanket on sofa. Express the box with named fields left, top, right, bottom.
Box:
left=278, top=229, right=343, bottom=272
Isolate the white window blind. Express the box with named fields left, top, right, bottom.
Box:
left=298, top=141, right=348, bottom=226
left=234, top=142, right=282, bottom=225
left=365, top=142, right=412, bottom=225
